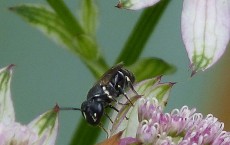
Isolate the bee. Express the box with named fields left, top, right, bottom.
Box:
left=60, top=63, right=138, bottom=133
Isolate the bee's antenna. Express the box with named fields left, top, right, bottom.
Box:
left=59, top=107, right=81, bottom=111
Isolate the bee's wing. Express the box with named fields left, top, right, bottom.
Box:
left=97, top=63, right=124, bottom=85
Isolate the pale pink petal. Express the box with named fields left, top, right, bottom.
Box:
left=181, top=0, right=230, bottom=75
left=0, top=122, right=38, bottom=145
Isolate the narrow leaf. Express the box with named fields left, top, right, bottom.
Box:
left=116, top=0, right=171, bottom=65
left=77, top=34, right=99, bottom=59
left=46, top=0, right=100, bottom=60
left=81, top=0, right=98, bottom=35
left=46, top=0, right=84, bottom=36
left=0, top=64, right=15, bottom=123
left=128, top=57, right=176, bottom=81
left=10, top=4, right=102, bottom=69
left=70, top=120, right=101, bottom=145
left=46, top=0, right=106, bottom=76
left=10, top=5, right=78, bottom=53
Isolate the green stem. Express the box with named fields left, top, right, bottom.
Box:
left=116, top=0, right=171, bottom=65
left=46, top=0, right=108, bottom=79
left=84, top=56, right=109, bottom=78
left=70, top=120, right=100, bottom=145
left=46, top=0, right=84, bottom=36
left=68, top=59, right=108, bottom=145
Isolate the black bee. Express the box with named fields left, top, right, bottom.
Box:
left=61, top=63, right=138, bottom=131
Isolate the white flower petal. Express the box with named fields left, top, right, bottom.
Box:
left=181, top=0, right=230, bottom=74
left=116, top=0, right=160, bottom=10
left=0, top=65, right=15, bottom=123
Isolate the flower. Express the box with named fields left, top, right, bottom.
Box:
left=106, top=77, right=230, bottom=145
left=118, top=98, right=230, bottom=145
left=0, top=64, right=59, bottom=145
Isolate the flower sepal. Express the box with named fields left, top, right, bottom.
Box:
left=0, top=65, right=59, bottom=145
left=27, top=104, right=59, bottom=145
left=116, top=0, right=160, bottom=10
left=108, top=77, right=174, bottom=138
left=0, top=64, right=15, bottom=123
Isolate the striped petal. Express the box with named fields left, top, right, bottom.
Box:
left=0, top=65, right=15, bottom=123
left=28, top=105, right=59, bottom=145
left=181, top=0, right=230, bottom=75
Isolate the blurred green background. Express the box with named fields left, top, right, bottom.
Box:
left=1, top=0, right=230, bottom=145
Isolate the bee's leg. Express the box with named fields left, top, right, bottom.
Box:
left=109, top=95, right=129, bottom=106
left=108, top=104, right=119, bottom=112
left=108, top=104, right=129, bottom=120
left=117, top=85, right=133, bottom=106
left=117, top=101, right=129, bottom=106
left=124, top=92, right=133, bottom=106
left=125, top=76, right=139, bottom=95
left=98, top=123, right=109, bottom=138
left=104, top=112, right=113, bottom=124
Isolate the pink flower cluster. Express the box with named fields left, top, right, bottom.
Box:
left=120, top=98, right=230, bottom=145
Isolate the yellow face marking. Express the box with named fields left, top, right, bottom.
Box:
left=92, top=113, right=97, bottom=122
left=83, top=112, right=87, bottom=119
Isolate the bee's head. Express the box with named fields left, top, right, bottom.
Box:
left=81, top=100, right=104, bottom=126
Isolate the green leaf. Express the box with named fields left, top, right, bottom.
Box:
left=81, top=0, right=98, bottom=35
left=128, top=58, right=176, bottom=82
left=10, top=4, right=106, bottom=77
left=10, top=4, right=96, bottom=59
left=10, top=5, right=79, bottom=53
left=116, top=0, right=171, bottom=65
left=46, top=0, right=84, bottom=36
left=70, top=119, right=105, bottom=145
left=77, top=34, right=99, bottom=59
left=46, top=0, right=99, bottom=59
